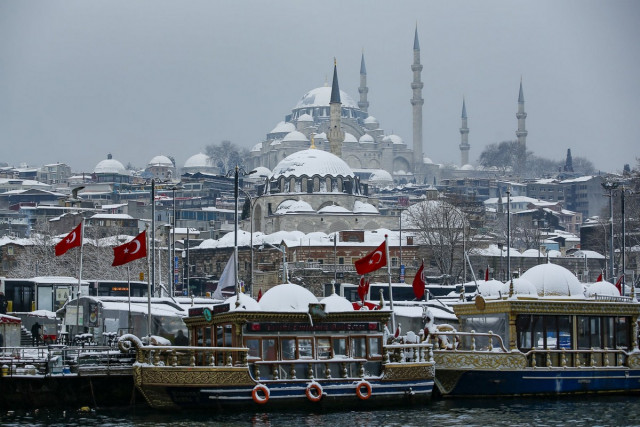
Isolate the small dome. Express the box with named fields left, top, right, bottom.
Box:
left=585, top=281, right=620, bottom=297
left=276, top=199, right=315, bottom=214
left=271, top=149, right=355, bottom=179
left=283, top=131, right=309, bottom=143
left=251, top=166, right=271, bottom=179
left=315, top=132, right=327, bottom=140
left=353, top=200, right=379, bottom=214
left=321, top=293, right=354, bottom=313
left=270, top=139, right=282, bottom=146
left=294, top=86, right=358, bottom=109
left=270, top=121, right=296, bottom=134
left=251, top=143, right=262, bottom=152
left=477, top=279, right=506, bottom=297
left=94, top=156, right=126, bottom=174
left=521, top=263, right=583, bottom=297
left=364, top=116, right=378, bottom=124
left=184, top=153, right=211, bottom=168
left=461, top=164, right=474, bottom=171
left=343, top=132, right=358, bottom=143
left=504, top=278, right=539, bottom=297
left=225, top=293, right=261, bottom=311
left=423, top=157, right=433, bottom=164
left=368, top=169, right=393, bottom=183
left=297, top=113, right=313, bottom=122
left=318, top=205, right=351, bottom=214
left=148, top=155, right=173, bottom=167
left=259, top=283, right=318, bottom=312
left=359, top=134, right=375, bottom=144
left=388, top=135, right=404, bottom=145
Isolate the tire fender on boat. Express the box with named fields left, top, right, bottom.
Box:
left=252, top=384, right=270, bottom=404
left=355, top=380, right=372, bottom=400
left=305, top=382, right=323, bottom=402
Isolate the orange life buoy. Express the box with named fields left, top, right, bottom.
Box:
left=355, top=380, right=372, bottom=400
left=305, top=382, right=323, bottom=402
left=252, top=384, right=270, bottom=404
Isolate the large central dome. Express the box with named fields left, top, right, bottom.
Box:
left=270, top=149, right=355, bottom=179
left=294, top=87, right=358, bottom=109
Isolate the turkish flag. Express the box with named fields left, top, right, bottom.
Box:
left=412, top=261, right=425, bottom=299
left=354, top=241, right=387, bottom=275
left=112, top=231, right=147, bottom=267
left=614, top=275, right=623, bottom=295
left=596, top=272, right=603, bottom=282
left=357, top=276, right=370, bottom=302
left=55, top=222, right=83, bottom=256
left=257, top=288, right=263, bottom=302
left=485, top=266, right=489, bottom=281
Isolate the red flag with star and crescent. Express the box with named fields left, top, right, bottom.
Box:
left=55, top=222, right=83, bottom=256
left=112, top=231, right=147, bottom=267
left=412, top=261, right=426, bottom=300
left=354, top=241, right=387, bottom=275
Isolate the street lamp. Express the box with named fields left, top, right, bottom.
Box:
left=601, top=180, right=619, bottom=281
left=169, top=185, right=182, bottom=297
left=239, top=188, right=258, bottom=297
left=620, top=185, right=636, bottom=295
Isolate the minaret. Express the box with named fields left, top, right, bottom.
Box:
left=411, top=26, right=424, bottom=173
left=358, top=51, right=369, bottom=113
left=459, top=97, right=470, bottom=166
left=516, top=79, right=528, bottom=150
left=328, top=59, right=345, bottom=157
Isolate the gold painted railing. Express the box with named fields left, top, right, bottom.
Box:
left=427, top=330, right=508, bottom=352
left=384, top=343, right=434, bottom=363
left=136, top=345, right=249, bottom=367
left=524, top=348, right=632, bottom=368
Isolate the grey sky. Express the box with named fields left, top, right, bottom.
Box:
left=1, top=1, right=638, bottom=174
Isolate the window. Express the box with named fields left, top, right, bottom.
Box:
left=351, top=337, right=367, bottom=358
left=262, top=338, right=277, bottom=361
left=317, top=338, right=331, bottom=359
left=245, top=338, right=260, bottom=359
left=281, top=338, right=296, bottom=360
left=332, top=337, right=347, bottom=357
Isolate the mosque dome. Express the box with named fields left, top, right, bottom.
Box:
left=321, top=293, right=354, bottom=313
left=503, top=278, right=539, bottom=297
left=184, top=153, right=211, bottom=168
left=275, top=199, right=315, bottom=214
left=359, top=134, right=375, bottom=144
left=224, top=293, right=261, bottom=311
left=520, top=263, right=583, bottom=297
left=353, top=200, right=379, bottom=214
left=461, top=164, right=474, bottom=171
left=368, top=169, right=393, bottom=183
left=344, top=132, right=358, bottom=143
left=283, top=131, right=309, bottom=143
left=364, top=116, right=378, bottom=125
left=388, top=135, right=404, bottom=145
left=94, top=155, right=126, bottom=174
left=148, top=155, right=173, bottom=167
left=297, top=113, right=313, bottom=122
left=318, top=205, right=351, bottom=214
left=270, top=121, right=296, bottom=134
left=259, top=283, right=319, bottom=312
left=585, top=281, right=620, bottom=297
left=251, top=166, right=271, bottom=179
left=271, top=149, right=355, bottom=179
left=251, top=143, right=262, bottom=152
left=294, top=86, right=358, bottom=109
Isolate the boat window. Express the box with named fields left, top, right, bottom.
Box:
left=204, top=326, right=212, bottom=346
left=298, top=338, right=313, bottom=359
left=245, top=338, right=260, bottom=359
left=196, top=327, right=204, bottom=346
left=532, top=315, right=544, bottom=349
left=224, top=325, right=233, bottom=347
left=557, top=316, right=571, bottom=349
left=332, top=337, right=347, bottom=357
left=462, top=314, right=508, bottom=350
left=317, top=338, right=331, bottom=359
left=516, top=315, right=533, bottom=349
left=281, top=338, right=296, bottom=360
left=589, top=317, right=602, bottom=349
left=616, top=317, right=629, bottom=349
left=368, top=337, right=381, bottom=358
left=351, top=337, right=366, bottom=358
left=577, top=316, right=590, bottom=349
left=602, top=317, right=615, bottom=349
left=262, top=338, right=277, bottom=361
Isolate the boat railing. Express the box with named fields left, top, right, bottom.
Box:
left=524, top=347, right=632, bottom=369
left=252, top=357, right=373, bottom=381
left=594, top=294, right=632, bottom=303
left=384, top=342, right=434, bottom=364
left=426, top=330, right=509, bottom=353
left=136, top=345, right=249, bottom=368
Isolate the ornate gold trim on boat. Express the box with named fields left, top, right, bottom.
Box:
left=382, top=363, right=435, bottom=381
left=134, top=365, right=255, bottom=387
left=433, top=351, right=528, bottom=370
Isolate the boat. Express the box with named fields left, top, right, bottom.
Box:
left=421, top=263, right=640, bottom=397
left=124, top=283, right=435, bottom=409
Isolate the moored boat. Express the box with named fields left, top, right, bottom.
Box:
left=126, top=283, right=435, bottom=409
left=423, top=263, right=640, bottom=397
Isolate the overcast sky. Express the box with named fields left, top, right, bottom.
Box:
left=1, top=1, right=639, bottom=174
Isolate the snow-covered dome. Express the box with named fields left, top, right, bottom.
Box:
left=297, top=113, right=313, bottom=122
left=270, top=121, right=296, bottom=134
left=520, top=263, right=583, bottom=297
left=271, top=149, right=355, bottom=179
left=343, top=132, right=358, bottom=143
left=388, top=135, right=404, bottom=145
left=259, top=283, right=318, bottom=312
left=184, top=153, right=211, bottom=168
left=423, top=157, right=433, bottom=164
left=364, top=116, right=378, bottom=125
left=148, top=155, right=173, bottom=167
left=321, top=293, right=354, bottom=313
left=225, top=293, right=261, bottom=311
left=504, top=278, right=539, bottom=297
left=477, top=279, right=506, bottom=297
left=318, top=205, right=351, bottom=214
left=94, top=155, right=126, bottom=174
left=276, top=199, right=315, bottom=214
left=251, top=166, right=271, bottom=179
left=368, top=169, right=393, bottom=183
left=461, top=164, right=474, bottom=171
left=359, top=134, right=375, bottom=144
left=521, top=249, right=541, bottom=257
left=283, top=131, right=309, bottom=142
left=353, top=200, right=379, bottom=214
left=251, top=143, right=262, bottom=152
left=585, top=281, right=620, bottom=297
left=294, top=86, right=358, bottom=109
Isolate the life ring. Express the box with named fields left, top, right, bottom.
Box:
left=252, top=384, right=270, bottom=404
left=305, top=382, right=323, bottom=402
left=355, top=381, right=372, bottom=400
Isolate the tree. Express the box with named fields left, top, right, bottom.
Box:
left=479, top=140, right=529, bottom=175
left=204, top=140, right=249, bottom=174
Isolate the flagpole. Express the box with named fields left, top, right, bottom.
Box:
left=127, top=265, right=132, bottom=333
left=75, top=218, right=85, bottom=341
left=385, top=234, right=396, bottom=332
left=146, top=222, right=152, bottom=338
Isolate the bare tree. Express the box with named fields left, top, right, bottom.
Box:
left=205, top=140, right=249, bottom=174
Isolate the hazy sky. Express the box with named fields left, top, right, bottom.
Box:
left=1, top=1, right=639, bottom=174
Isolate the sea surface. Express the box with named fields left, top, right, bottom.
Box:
left=2, top=396, right=640, bottom=426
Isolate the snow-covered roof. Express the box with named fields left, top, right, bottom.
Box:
left=90, top=213, right=134, bottom=220
left=508, top=278, right=539, bottom=297
left=270, top=149, right=355, bottom=179
left=364, top=116, right=378, bottom=124
left=270, top=121, right=296, bottom=134
left=148, top=155, right=173, bottom=167
left=184, top=153, right=211, bottom=168
left=571, top=250, right=605, bottom=259
left=388, top=135, right=404, bottom=145
left=520, top=263, right=583, bottom=297
left=94, top=158, right=126, bottom=174
left=321, top=293, right=354, bottom=312
left=343, top=132, right=358, bottom=143
left=225, top=293, right=261, bottom=311
left=297, top=113, right=313, bottom=122
left=259, top=283, right=318, bottom=312
left=276, top=199, right=315, bottom=214
left=318, top=205, right=351, bottom=214
left=283, top=130, right=309, bottom=142
left=294, top=86, right=358, bottom=109
left=460, top=164, right=474, bottom=171
left=353, top=200, right=379, bottom=214
left=359, top=134, right=375, bottom=144
left=476, top=279, right=506, bottom=297
left=585, top=281, right=620, bottom=297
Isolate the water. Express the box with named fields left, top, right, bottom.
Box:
left=1, top=396, right=639, bottom=426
